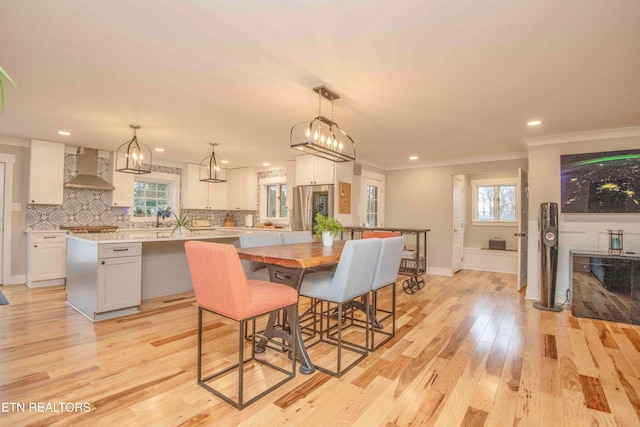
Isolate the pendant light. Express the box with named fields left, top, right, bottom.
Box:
left=199, top=143, right=227, bottom=183
left=116, top=124, right=152, bottom=174
left=290, top=85, right=356, bottom=163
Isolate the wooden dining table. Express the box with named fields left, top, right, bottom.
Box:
left=236, top=240, right=346, bottom=374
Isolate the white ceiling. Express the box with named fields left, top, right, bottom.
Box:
left=1, top=0, right=639, bottom=170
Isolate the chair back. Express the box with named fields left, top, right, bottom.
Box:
left=238, top=232, right=281, bottom=275
left=185, top=241, right=250, bottom=320
left=280, top=231, right=314, bottom=244
left=371, top=236, right=405, bottom=290
left=330, top=238, right=381, bottom=301
left=363, top=230, right=401, bottom=239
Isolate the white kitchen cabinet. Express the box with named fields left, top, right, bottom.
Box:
left=98, top=255, right=142, bottom=313
left=108, top=151, right=135, bottom=207
left=66, top=239, right=142, bottom=321
left=26, top=231, right=67, bottom=287
left=182, top=163, right=228, bottom=209
left=227, top=167, right=257, bottom=210
left=28, top=139, right=65, bottom=205
left=295, top=155, right=335, bottom=186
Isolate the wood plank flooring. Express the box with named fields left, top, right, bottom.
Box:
left=1, top=270, right=640, bottom=426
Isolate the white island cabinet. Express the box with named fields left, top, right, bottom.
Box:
left=66, top=239, right=142, bottom=321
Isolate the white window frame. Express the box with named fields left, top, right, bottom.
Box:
left=471, top=177, right=517, bottom=226
left=259, top=176, right=288, bottom=224
left=131, top=172, right=180, bottom=222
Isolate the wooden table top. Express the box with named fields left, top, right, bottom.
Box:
left=237, top=240, right=346, bottom=269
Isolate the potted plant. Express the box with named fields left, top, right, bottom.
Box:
left=0, top=66, right=16, bottom=115
left=313, top=213, right=345, bottom=247
left=172, top=210, right=193, bottom=235
left=134, top=208, right=145, bottom=217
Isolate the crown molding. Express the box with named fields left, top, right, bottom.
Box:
left=524, top=126, right=640, bottom=147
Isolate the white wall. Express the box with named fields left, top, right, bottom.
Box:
left=386, top=158, right=528, bottom=275
left=525, top=127, right=640, bottom=302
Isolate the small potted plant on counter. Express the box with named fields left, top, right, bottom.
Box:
left=134, top=208, right=145, bottom=217
left=313, top=213, right=345, bottom=247
left=172, top=210, right=193, bottom=235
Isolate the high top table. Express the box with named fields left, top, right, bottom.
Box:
left=237, top=240, right=346, bottom=374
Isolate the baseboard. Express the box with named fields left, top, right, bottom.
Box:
left=27, top=278, right=66, bottom=288
left=426, top=267, right=453, bottom=277
left=6, top=275, right=26, bottom=285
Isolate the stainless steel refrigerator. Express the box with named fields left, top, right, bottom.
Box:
left=292, top=185, right=334, bottom=232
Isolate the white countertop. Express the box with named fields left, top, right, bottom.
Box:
left=65, top=228, right=243, bottom=244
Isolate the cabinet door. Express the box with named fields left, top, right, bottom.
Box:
left=97, top=256, right=142, bottom=312
left=313, top=157, right=335, bottom=185
left=295, top=155, right=317, bottom=186
left=182, top=163, right=210, bottom=209
left=228, top=168, right=257, bottom=210
left=109, top=152, right=135, bottom=207
left=29, top=140, right=65, bottom=205
left=208, top=181, right=228, bottom=210
left=31, top=242, right=67, bottom=281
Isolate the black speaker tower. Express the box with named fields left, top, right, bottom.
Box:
left=534, top=202, right=562, bottom=312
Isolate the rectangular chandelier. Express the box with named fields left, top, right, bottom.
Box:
left=290, top=85, right=356, bottom=163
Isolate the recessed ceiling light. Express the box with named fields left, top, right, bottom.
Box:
left=409, top=156, right=418, bottom=160
left=221, top=160, right=229, bottom=164
left=58, top=131, right=71, bottom=136
left=296, top=147, right=305, bottom=151
left=263, top=162, right=270, bottom=166
left=527, top=120, right=542, bottom=126
left=154, top=148, right=165, bottom=152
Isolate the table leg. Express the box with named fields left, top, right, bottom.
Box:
left=255, top=265, right=315, bottom=375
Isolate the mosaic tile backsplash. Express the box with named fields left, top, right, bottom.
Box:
left=26, top=154, right=264, bottom=230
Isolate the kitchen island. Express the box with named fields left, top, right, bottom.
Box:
left=66, top=229, right=242, bottom=321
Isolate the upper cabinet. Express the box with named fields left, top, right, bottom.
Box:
left=28, top=140, right=65, bottom=205
left=108, top=152, right=135, bottom=207
left=227, top=167, right=257, bottom=210
left=295, top=155, right=335, bottom=186
left=182, top=163, right=229, bottom=210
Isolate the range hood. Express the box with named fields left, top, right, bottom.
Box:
left=65, top=147, right=115, bottom=191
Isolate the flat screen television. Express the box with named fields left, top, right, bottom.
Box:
left=560, top=149, right=640, bottom=214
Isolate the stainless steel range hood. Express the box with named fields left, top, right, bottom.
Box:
left=64, top=147, right=115, bottom=191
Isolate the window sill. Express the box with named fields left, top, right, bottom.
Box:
left=471, top=221, right=517, bottom=227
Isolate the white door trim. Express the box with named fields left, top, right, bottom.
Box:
left=0, top=153, right=15, bottom=285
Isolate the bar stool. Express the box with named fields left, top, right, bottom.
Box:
left=184, top=241, right=298, bottom=409
left=238, top=232, right=281, bottom=281
left=299, top=238, right=381, bottom=377
left=368, top=236, right=405, bottom=350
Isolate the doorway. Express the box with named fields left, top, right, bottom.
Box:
left=360, top=173, right=385, bottom=227
left=452, top=175, right=465, bottom=273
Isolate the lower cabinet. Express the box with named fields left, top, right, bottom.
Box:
left=66, top=239, right=142, bottom=321
left=26, top=231, right=67, bottom=287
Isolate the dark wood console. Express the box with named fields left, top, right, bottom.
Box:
left=571, top=251, right=640, bottom=324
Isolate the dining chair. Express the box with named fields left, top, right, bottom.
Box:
left=184, top=241, right=298, bottom=409
left=298, top=238, right=381, bottom=377
left=368, top=236, right=405, bottom=350
left=280, top=231, right=314, bottom=244
left=238, top=232, right=281, bottom=281
left=363, top=230, right=401, bottom=239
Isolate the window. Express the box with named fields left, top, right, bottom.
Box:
left=132, top=172, right=180, bottom=219
left=472, top=178, right=517, bottom=225
left=260, top=176, right=288, bottom=221
left=266, top=183, right=287, bottom=218
left=365, top=184, right=379, bottom=227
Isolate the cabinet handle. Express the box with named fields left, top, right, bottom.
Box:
left=101, top=261, right=106, bottom=265
left=113, top=248, right=129, bottom=252
left=43, top=236, right=56, bottom=239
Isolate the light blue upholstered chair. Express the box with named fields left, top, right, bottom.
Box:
left=299, top=238, right=381, bottom=377
left=369, top=236, right=405, bottom=351
left=280, top=231, right=314, bottom=244
left=238, top=232, right=281, bottom=281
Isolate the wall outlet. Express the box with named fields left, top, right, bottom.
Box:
left=12, top=203, right=21, bottom=211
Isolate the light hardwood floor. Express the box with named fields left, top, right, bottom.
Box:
left=1, top=270, right=640, bottom=426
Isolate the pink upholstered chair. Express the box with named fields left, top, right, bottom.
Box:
left=185, top=241, right=298, bottom=409
left=363, top=230, right=401, bottom=239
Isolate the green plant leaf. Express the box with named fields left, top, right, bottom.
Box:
left=0, top=66, right=16, bottom=116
